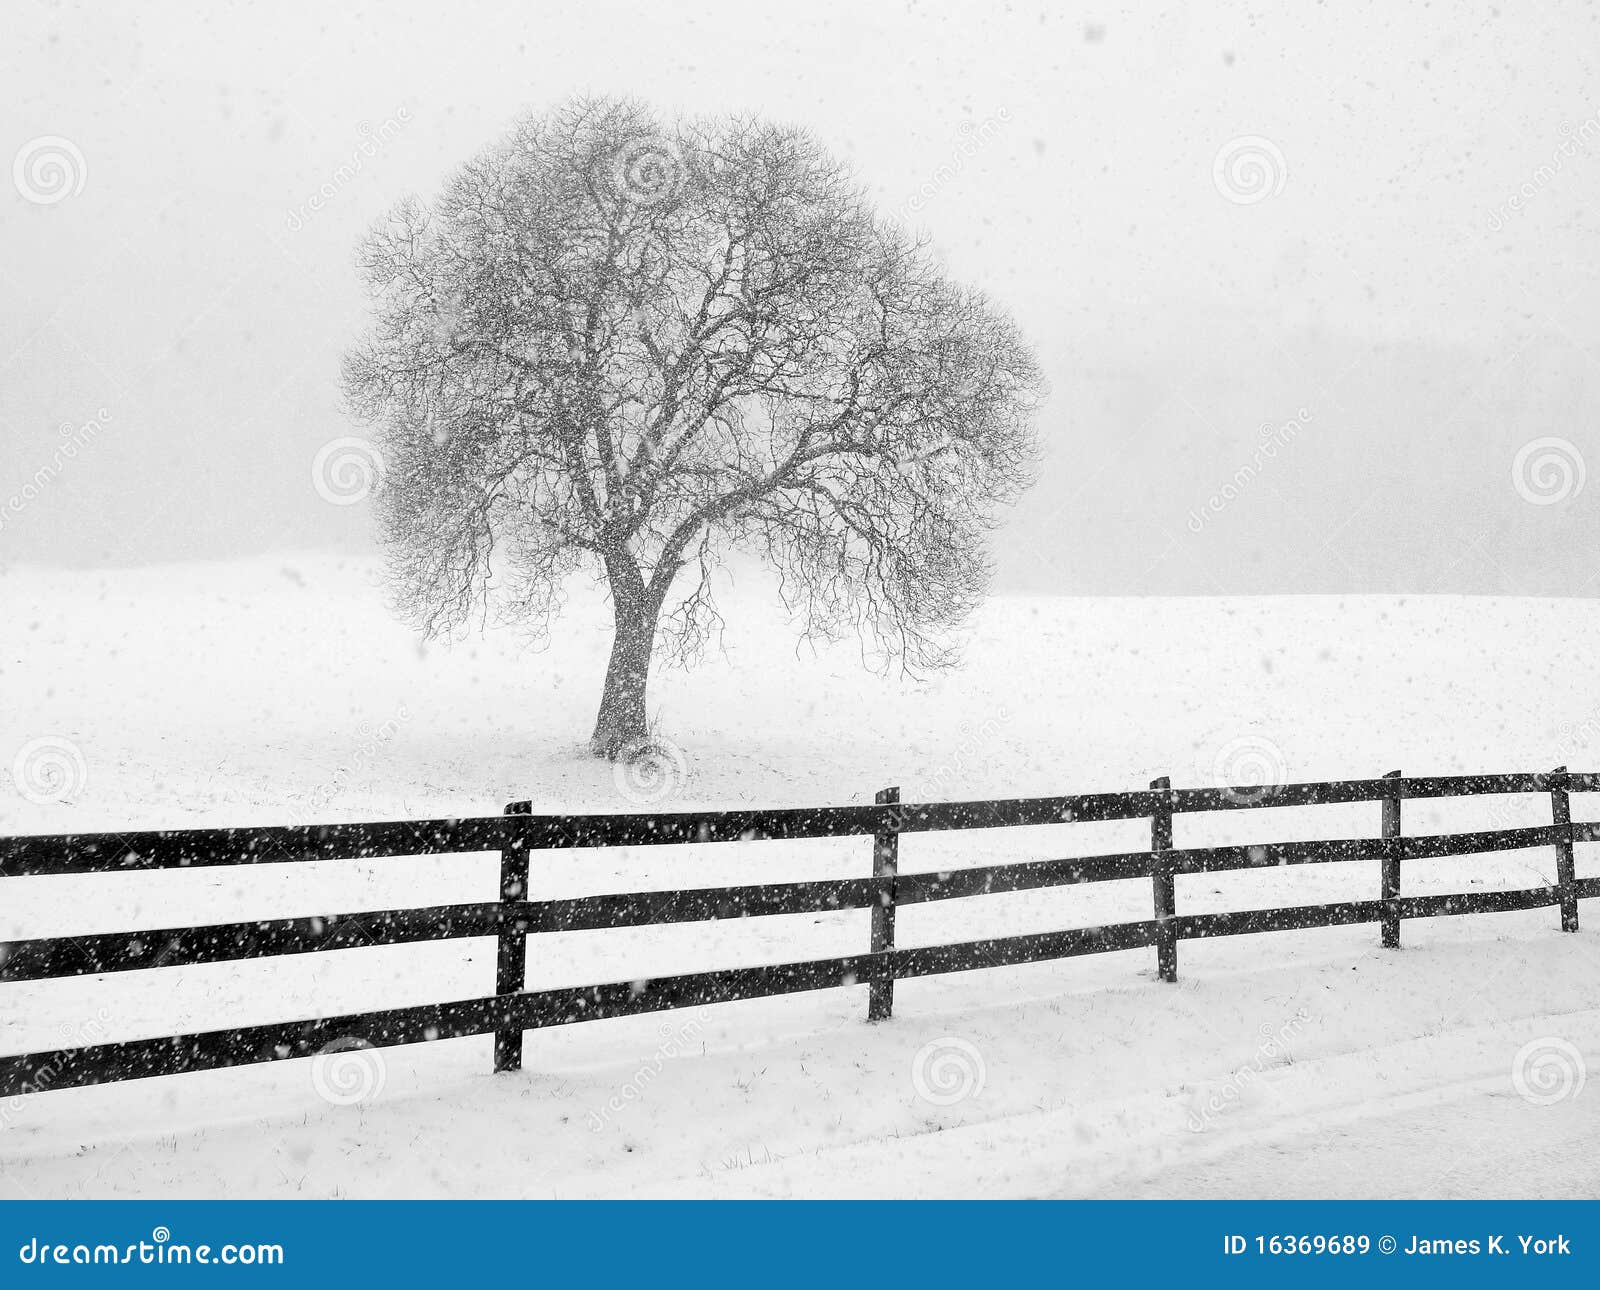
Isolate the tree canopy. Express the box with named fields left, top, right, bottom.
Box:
left=344, top=97, right=1044, bottom=755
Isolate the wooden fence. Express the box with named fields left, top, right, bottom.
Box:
left=0, top=768, right=1595, bottom=1098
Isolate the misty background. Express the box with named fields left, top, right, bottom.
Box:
left=3, top=0, right=1598, bottom=595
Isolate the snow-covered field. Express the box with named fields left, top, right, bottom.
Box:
left=0, top=556, right=1596, bottom=1198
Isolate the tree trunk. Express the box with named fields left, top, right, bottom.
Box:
left=589, top=598, right=657, bottom=759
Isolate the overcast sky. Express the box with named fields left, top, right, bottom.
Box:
left=3, top=0, right=1599, bottom=594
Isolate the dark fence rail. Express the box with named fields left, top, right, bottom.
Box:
left=0, top=768, right=1594, bottom=1097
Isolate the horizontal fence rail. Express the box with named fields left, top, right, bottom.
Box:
left=1, top=768, right=1595, bottom=1097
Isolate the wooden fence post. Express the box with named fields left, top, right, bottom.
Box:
left=494, top=802, right=532, bottom=1073
left=1381, top=769, right=1403, bottom=949
left=1150, top=777, right=1176, bottom=983
left=1550, top=766, right=1579, bottom=933
left=868, top=786, right=900, bottom=1021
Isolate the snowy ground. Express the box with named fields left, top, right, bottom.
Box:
left=0, top=556, right=1596, bottom=1198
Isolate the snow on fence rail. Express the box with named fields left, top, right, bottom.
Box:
left=0, top=768, right=1595, bottom=1097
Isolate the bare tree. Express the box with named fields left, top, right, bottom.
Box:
left=344, top=97, right=1044, bottom=758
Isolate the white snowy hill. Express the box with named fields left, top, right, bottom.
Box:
left=0, top=556, right=1595, bottom=1197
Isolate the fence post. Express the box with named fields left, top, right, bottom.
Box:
left=868, top=786, right=900, bottom=1021
left=1150, top=777, right=1176, bottom=983
left=1381, top=769, right=1403, bottom=949
left=1550, top=766, right=1579, bottom=933
left=494, top=802, right=532, bottom=1073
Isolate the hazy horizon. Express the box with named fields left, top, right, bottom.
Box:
left=4, top=0, right=1599, bottom=595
